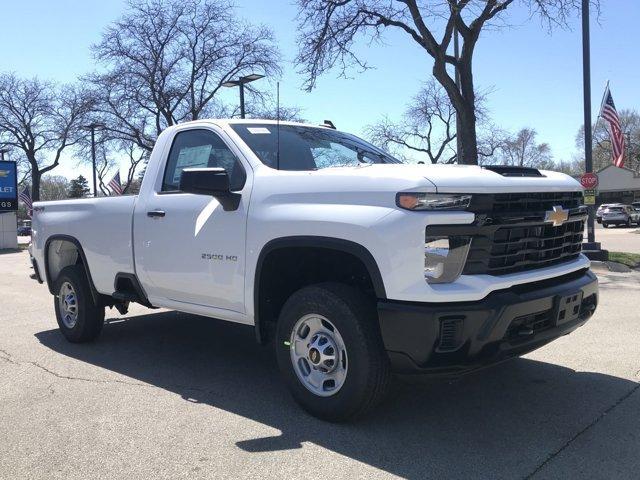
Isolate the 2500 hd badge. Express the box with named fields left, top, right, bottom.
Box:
left=202, top=253, right=238, bottom=262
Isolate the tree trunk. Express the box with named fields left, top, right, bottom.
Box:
left=457, top=104, right=479, bottom=165
left=432, top=55, right=479, bottom=165
left=31, top=170, right=41, bottom=202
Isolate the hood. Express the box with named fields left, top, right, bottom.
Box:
left=334, top=163, right=582, bottom=194
left=418, top=164, right=582, bottom=193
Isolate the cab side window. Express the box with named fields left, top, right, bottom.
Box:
left=162, top=129, right=246, bottom=192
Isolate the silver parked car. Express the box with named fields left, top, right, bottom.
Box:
left=602, top=205, right=640, bottom=228
left=596, top=203, right=622, bottom=223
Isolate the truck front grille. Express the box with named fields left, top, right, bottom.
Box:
left=467, top=191, right=584, bottom=219
left=490, top=191, right=583, bottom=216
left=463, top=218, right=584, bottom=276
left=425, top=191, right=586, bottom=277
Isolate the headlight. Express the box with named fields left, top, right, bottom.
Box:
left=425, top=236, right=471, bottom=284
left=397, top=193, right=472, bottom=211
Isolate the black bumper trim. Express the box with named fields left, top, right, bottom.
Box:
left=377, top=269, right=598, bottom=375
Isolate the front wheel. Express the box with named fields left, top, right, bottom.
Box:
left=54, top=265, right=105, bottom=343
left=603, top=222, right=609, bottom=228
left=275, top=283, right=390, bottom=422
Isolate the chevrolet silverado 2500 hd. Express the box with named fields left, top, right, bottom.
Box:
left=30, top=119, right=598, bottom=421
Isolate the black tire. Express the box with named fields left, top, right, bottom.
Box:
left=602, top=222, right=608, bottom=228
left=275, top=283, right=390, bottom=422
left=54, top=265, right=105, bottom=343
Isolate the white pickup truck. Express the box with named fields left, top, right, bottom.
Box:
left=30, top=119, right=598, bottom=421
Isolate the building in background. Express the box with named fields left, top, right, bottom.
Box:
left=594, top=165, right=640, bottom=205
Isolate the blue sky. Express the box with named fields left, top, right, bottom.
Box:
left=0, top=0, right=637, bottom=178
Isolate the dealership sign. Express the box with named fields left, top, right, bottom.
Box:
left=0, top=161, right=18, bottom=212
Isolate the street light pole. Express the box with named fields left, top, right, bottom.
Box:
left=222, top=74, right=265, bottom=119
left=82, top=122, right=105, bottom=197
left=239, top=82, right=246, bottom=119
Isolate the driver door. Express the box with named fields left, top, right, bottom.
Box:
left=134, top=127, right=251, bottom=314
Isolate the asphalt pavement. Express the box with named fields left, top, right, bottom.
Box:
left=588, top=223, right=640, bottom=254
left=1, top=250, right=639, bottom=479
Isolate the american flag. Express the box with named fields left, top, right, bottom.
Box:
left=599, top=86, right=625, bottom=168
left=108, top=172, right=123, bottom=196
left=18, top=186, right=32, bottom=218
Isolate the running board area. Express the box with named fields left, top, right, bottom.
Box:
left=112, top=291, right=140, bottom=303
left=112, top=273, right=154, bottom=308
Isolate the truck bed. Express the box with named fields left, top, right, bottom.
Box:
left=32, top=196, right=137, bottom=296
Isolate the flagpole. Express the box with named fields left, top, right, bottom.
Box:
left=593, top=80, right=609, bottom=131
left=581, top=0, right=595, bottom=246
left=597, top=80, right=609, bottom=118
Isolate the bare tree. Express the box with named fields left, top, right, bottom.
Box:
left=247, top=104, right=306, bottom=123
left=367, top=80, right=457, bottom=163
left=88, top=0, right=282, bottom=151
left=295, top=0, right=597, bottom=165
left=39, top=175, right=71, bottom=201
left=75, top=130, right=149, bottom=196
left=0, top=74, right=92, bottom=201
left=497, top=127, right=554, bottom=169
left=555, top=157, right=583, bottom=176
left=367, top=79, right=505, bottom=163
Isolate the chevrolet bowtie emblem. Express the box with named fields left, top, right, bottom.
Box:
left=545, top=206, right=569, bottom=227
left=0, top=170, right=9, bottom=178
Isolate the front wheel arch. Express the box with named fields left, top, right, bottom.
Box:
left=253, top=236, right=386, bottom=344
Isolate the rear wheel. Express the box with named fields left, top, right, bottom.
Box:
left=275, top=283, right=390, bottom=422
left=54, top=265, right=105, bottom=343
left=603, top=222, right=609, bottom=228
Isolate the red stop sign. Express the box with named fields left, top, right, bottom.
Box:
left=580, top=172, right=598, bottom=189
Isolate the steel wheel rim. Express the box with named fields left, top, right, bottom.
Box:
left=58, top=282, right=79, bottom=329
left=289, top=314, right=348, bottom=397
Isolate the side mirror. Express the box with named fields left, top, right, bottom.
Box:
left=179, top=168, right=240, bottom=211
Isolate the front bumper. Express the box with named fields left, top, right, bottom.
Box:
left=377, top=269, right=598, bottom=375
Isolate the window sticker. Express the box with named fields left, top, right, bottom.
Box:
left=172, top=145, right=213, bottom=183
left=247, top=127, right=271, bottom=134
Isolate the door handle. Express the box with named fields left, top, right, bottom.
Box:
left=147, top=210, right=166, bottom=218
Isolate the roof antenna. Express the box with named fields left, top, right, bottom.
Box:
left=276, top=81, right=281, bottom=171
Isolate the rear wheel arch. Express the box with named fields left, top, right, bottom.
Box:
left=253, top=236, right=386, bottom=344
left=44, top=235, right=99, bottom=304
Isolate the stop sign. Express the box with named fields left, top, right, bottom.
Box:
left=580, top=172, right=598, bottom=189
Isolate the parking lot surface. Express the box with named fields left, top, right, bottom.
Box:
left=1, top=250, right=639, bottom=479
left=590, top=224, right=640, bottom=254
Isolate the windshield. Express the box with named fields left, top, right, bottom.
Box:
left=606, top=207, right=624, bottom=212
left=231, top=123, right=402, bottom=171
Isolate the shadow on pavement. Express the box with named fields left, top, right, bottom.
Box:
left=35, top=311, right=637, bottom=479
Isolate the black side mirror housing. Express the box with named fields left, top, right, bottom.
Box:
left=179, top=168, right=241, bottom=211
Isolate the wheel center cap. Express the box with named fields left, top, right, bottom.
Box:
left=308, top=348, right=321, bottom=364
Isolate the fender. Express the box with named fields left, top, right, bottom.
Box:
left=253, top=236, right=387, bottom=343
left=43, top=234, right=100, bottom=304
